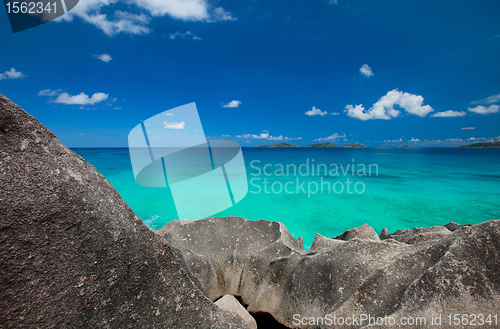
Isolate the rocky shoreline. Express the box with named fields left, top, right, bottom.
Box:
left=159, top=217, right=500, bottom=328
left=2, top=93, right=500, bottom=328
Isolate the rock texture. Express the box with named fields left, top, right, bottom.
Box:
left=334, top=223, right=380, bottom=241
left=161, top=218, right=500, bottom=328
left=380, top=225, right=452, bottom=244
left=215, top=295, right=257, bottom=329
left=0, top=94, right=249, bottom=329
left=157, top=216, right=305, bottom=304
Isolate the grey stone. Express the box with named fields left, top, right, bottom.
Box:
left=387, top=225, right=452, bottom=244
left=215, top=295, right=257, bottom=329
left=444, top=221, right=471, bottom=231
left=334, top=223, right=380, bottom=241
left=0, top=94, right=249, bottom=329
left=157, top=216, right=305, bottom=306
left=162, top=216, right=500, bottom=328
left=307, top=233, right=345, bottom=254
left=379, top=227, right=389, bottom=240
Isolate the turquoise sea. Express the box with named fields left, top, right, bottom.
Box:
left=73, top=147, right=500, bottom=249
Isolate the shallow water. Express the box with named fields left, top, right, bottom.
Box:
left=73, top=147, right=500, bottom=249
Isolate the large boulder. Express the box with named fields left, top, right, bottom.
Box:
left=157, top=216, right=305, bottom=305
left=0, top=94, right=249, bottom=329
left=162, top=216, right=500, bottom=328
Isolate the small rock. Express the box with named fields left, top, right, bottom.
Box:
left=215, top=295, right=257, bottom=329
left=335, top=223, right=380, bottom=241
left=379, top=227, right=389, bottom=240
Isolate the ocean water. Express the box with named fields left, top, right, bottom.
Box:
left=72, top=147, right=500, bottom=249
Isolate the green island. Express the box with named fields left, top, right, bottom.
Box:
left=459, top=142, right=500, bottom=148
left=305, top=142, right=339, bottom=147
left=341, top=143, right=366, bottom=148
left=401, top=145, right=410, bottom=148
left=256, top=142, right=299, bottom=148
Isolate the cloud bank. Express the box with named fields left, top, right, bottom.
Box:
left=236, top=131, right=296, bottom=141
left=431, top=110, right=467, bottom=117
left=58, top=0, right=235, bottom=36
left=345, top=89, right=434, bottom=120
left=468, top=105, right=500, bottom=115
left=314, top=133, right=346, bottom=142
left=54, top=92, right=109, bottom=105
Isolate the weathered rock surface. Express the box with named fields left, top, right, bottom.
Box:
left=0, top=94, right=249, bottom=329
left=215, top=295, right=257, bottom=329
left=382, top=225, right=452, bottom=244
left=162, top=218, right=500, bottom=328
left=334, top=223, right=380, bottom=241
left=307, top=233, right=344, bottom=254
left=157, top=216, right=305, bottom=305
left=444, top=221, right=471, bottom=232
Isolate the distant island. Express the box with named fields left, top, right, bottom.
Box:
left=256, top=142, right=366, bottom=148
left=341, top=143, right=366, bottom=148
left=257, top=142, right=299, bottom=148
left=401, top=145, right=410, bottom=148
left=459, top=142, right=500, bottom=148
left=306, top=142, right=338, bottom=148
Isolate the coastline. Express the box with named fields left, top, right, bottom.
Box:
left=2, top=93, right=500, bottom=329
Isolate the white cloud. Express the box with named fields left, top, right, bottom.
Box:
left=211, top=7, right=236, bottom=22
left=345, top=89, right=434, bottom=120
left=79, top=133, right=87, bottom=136
left=468, top=104, right=500, bottom=115
left=314, top=133, right=346, bottom=142
left=331, top=112, right=340, bottom=115
left=169, top=30, right=201, bottom=40
left=410, top=138, right=420, bottom=142
left=58, top=0, right=235, bottom=36
left=471, top=93, right=500, bottom=105
left=222, top=134, right=230, bottom=137
left=305, top=106, right=327, bottom=116
left=165, top=112, right=174, bottom=116
left=95, top=53, right=112, bottom=62
left=53, top=92, right=109, bottom=105
left=431, top=110, right=467, bottom=117
left=236, top=131, right=295, bottom=140
left=461, top=127, right=475, bottom=130
left=0, top=68, right=25, bottom=80
left=222, top=100, right=241, bottom=108
left=38, top=89, right=62, bottom=96
left=163, top=121, right=185, bottom=129
left=359, top=64, right=373, bottom=78
left=113, top=107, right=122, bottom=110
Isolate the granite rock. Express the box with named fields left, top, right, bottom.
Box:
left=215, top=295, right=257, bottom=329
left=0, top=94, right=249, bottom=329
left=385, top=225, right=452, bottom=244
left=162, top=216, right=500, bottom=328
left=334, top=223, right=380, bottom=241
left=157, top=216, right=305, bottom=306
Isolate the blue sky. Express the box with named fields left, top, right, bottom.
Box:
left=1, top=0, right=499, bottom=147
